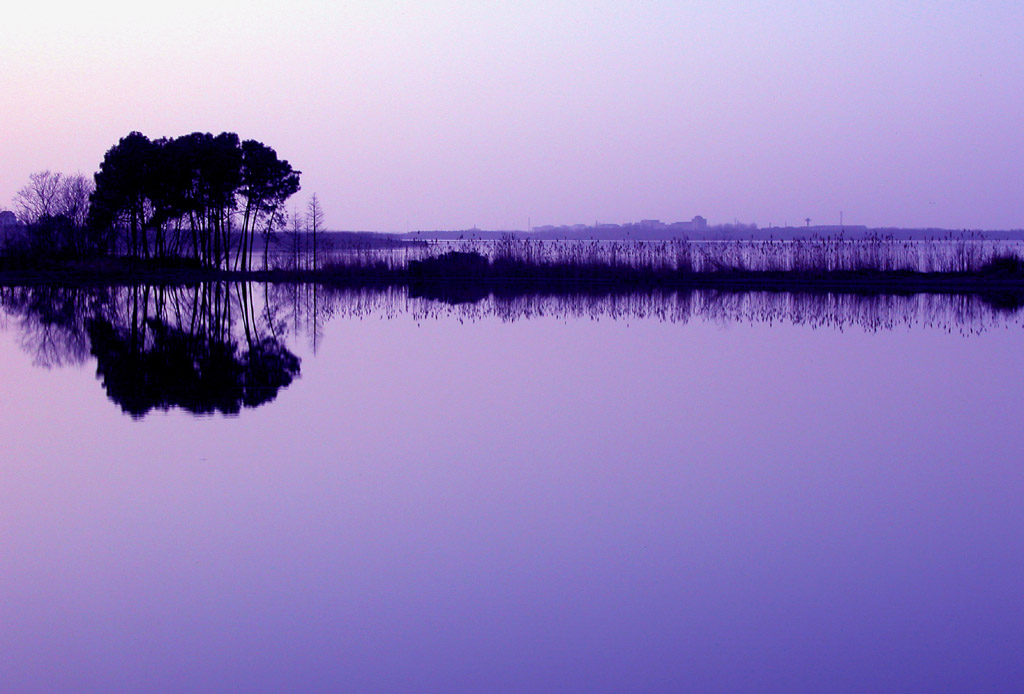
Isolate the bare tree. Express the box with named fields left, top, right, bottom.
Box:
left=58, top=174, right=94, bottom=228
left=14, top=171, right=64, bottom=224
left=307, top=193, right=324, bottom=270
left=286, top=205, right=304, bottom=270
left=11, top=171, right=96, bottom=255
left=13, top=171, right=93, bottom=226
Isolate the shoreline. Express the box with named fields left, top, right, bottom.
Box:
left=2, top=259, right=1024, bottom=305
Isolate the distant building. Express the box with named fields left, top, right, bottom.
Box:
left=666, top=216, right=708, bottom=234
left=0, top=210, right=17, bottom=243
left=639, top=219, right=666, bottom=230
left=529, top=215, right=708, bottom=238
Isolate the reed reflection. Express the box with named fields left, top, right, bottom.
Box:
left=2, top=284, right=1022, bottom=418
left=334, top=286, right=1024, bottom=335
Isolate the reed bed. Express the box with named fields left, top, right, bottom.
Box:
left=317, top=233, right=1022, bottom=276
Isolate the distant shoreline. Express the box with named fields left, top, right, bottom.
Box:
left=389, top=227, right=1024, bottom=242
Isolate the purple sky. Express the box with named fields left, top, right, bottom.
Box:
left=2, top=1, right=1022, bottom=231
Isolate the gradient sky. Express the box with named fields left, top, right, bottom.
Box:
left=2, top=1, right=1022, bottom=231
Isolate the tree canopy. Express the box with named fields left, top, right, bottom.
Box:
left=89, top=131, right=300, bottom=268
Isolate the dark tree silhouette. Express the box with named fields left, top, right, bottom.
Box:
left=14, top=171, right=65, bottom=224
left=89, top=132, right=159, bottom=259
left=307, top=193, right=324, bottom=270
left=236, top=140, right=301, bottom=271
left=10, top=171, right=98, bottom=257
left=88, top=131, right=300, bottom=268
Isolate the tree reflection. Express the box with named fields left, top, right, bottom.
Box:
left=0, top=283, right=301, bottom=418
left=1, top=286, right=98, bottom=367
left=1, top=283, right=1021, bottom=419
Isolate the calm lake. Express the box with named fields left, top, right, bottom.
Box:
left=1, top=284, right=1022, bottom=692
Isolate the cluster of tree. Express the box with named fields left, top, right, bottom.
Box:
left=4, top=131, right=306, bottom=269
left=282, top=193, right=326, bottom=270
left=6, top=171, right=96, bottom=257
left=88, top=131, right=301, bottom=268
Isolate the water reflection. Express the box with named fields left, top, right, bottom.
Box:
left=0, top=284, right=302, bottom=417
left=329, top=285, right=1024, bottom=334
left=2, top=284, right=1021, bottom=417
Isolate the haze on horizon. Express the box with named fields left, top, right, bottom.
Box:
left=1, top=1, right=1022, bottom=232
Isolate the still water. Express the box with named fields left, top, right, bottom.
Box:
left=1, top=285, right=1022, bottom=692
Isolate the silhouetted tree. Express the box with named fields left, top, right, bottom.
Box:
left=89, top=132, right=159, bottom=259
left=14, top=171, right=64, bottom=224
left=12, top=171, right=97, bottom=256
left=286, top=205, right=304, bottom=270
left=25, top=214, right=77, bottom=257
left=237, top=140, right=301, bottom=271
left=307, top=193, right=324, bottom=270
left=158, top=131, right=242, bottom=267
left=88, top=131, right=300, bottom=269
